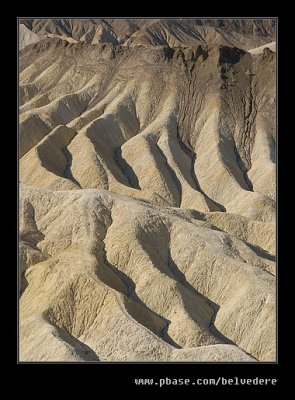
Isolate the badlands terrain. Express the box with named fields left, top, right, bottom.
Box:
left=19, top=19, right=276, bottom=362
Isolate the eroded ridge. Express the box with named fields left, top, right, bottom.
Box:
left=19, top=19, right=276, bottom=362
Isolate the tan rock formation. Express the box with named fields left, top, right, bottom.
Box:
left=19, top=19, right=276, bottom=362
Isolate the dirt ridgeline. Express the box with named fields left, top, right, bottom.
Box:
left=20, top=18, right=275, bottom=50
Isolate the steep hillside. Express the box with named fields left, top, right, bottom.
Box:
left=20, top=18, right=276, bottom=49
left=19, top=19, right=276, bottom=362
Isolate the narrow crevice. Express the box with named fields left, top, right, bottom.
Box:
left=166, top=251, right=237, bottom=346
left=104, top=252, right=181, bottom=349
left=219, top=60, right=256, bottom=194
left=101, top=248, right=181, bottom=349
left=63, top=147, right=82, bottom=188
left=114, top=147, right=141, bottom=189
left=208, top=309, right=236, bottom=345
left=155, top=143, right=182, bottom=207
left=83, top=131, right=110, bottom=190
left=239, top=68, right=257, bottom=188
left=175, top=58, right=227, bottom=212
left=19, top=201, right=48, bottom=296
left=78, top=104, right=89, bottom=118
left=20, top=274, right=29, bottom=297
left=246, top=242, right=275, bottom=262
left=43, top=316, right=100, bottom=361
left=199, top=219, right=275, bottom=262
left=176, top=125, right=226, bottom=212
left=137, top=220, right=235, bottom=346
left=233, top=142, right=253, bottom=191
left=91, top=212, right=181, bottom=349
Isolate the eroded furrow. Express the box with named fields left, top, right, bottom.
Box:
left=19, top=33, right=276, bottom=362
